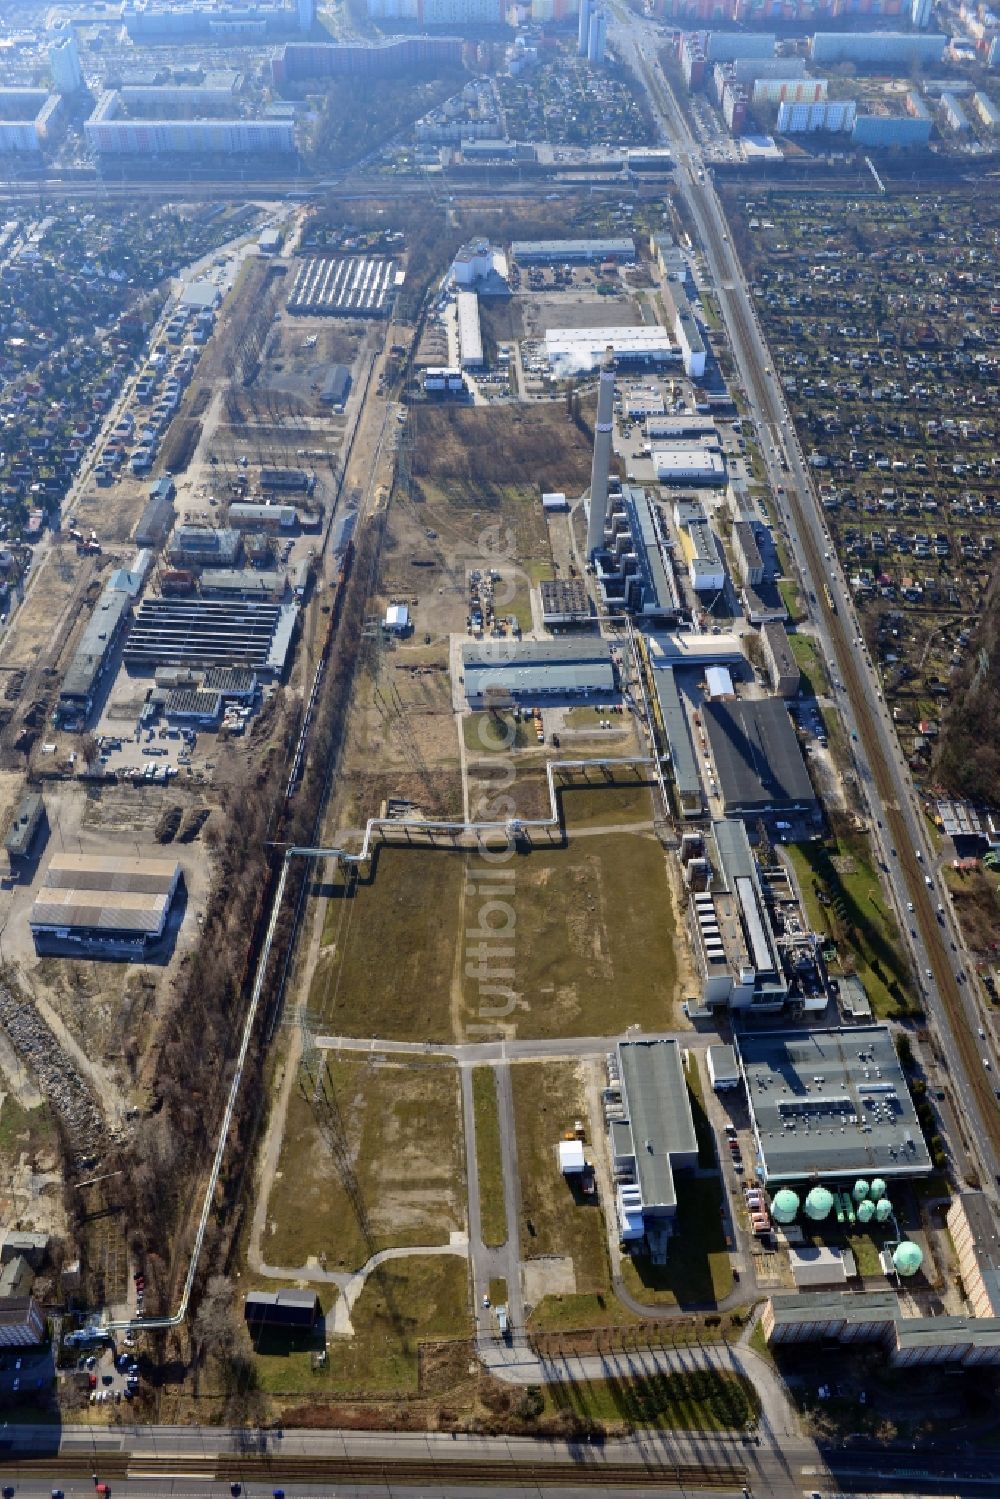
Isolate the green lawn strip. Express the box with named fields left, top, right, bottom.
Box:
left=558, top=777, right=656, bottom=830
left=778, top=578, right=804, bottom=625
left=530, top=1291, right=637, bottom=1332
left=620, top=1177, right=733, bottom=1308
left=786, top=838, right=915, bottom=1018
left=788, top=632, right=827, bottom=696
left=472, top=1067, right=507, bottom=1249
left=252, top=1256, right=471, bottom=1398
left=542, top=1367, right=759, bottom=1432
left=463, top=711, right=532, bottom=754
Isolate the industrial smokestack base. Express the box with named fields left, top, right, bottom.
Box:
left=586, top=345, right=616, bottom=559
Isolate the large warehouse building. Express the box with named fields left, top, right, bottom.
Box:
left=30, top=853, right=182, bottom=957
left=461, top=639, right=614, bottom=708
left=124, top=598, right=297, bottom=677
left=702, top=696, right=818, bottom=825
left=737, top=1026, right=932, bottom=1184
left=511, top=237, right=635, bottom=264
left=57, top=584, right=133, bottom=727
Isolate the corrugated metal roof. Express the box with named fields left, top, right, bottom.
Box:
left=43, top=853, right=178, bottom=895
left=31, top=888, right=171, bottom=935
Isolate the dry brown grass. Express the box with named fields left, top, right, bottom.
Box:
left=410, top=403, right=596, bottom=494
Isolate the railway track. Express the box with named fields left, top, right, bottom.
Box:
left=8, top=1451, right=747, bottom=1490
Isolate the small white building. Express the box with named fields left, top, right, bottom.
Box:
left=558, top=1139, right=586, bottom=1174
left=542, top=491, right=568, bottom=512
left=707, top=1043, right=740, bottom=1091
left=705, top=665, right=734, bottom=699
left=384, top=604, right=410, bottom=634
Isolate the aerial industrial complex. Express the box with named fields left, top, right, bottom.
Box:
left=0, top=0, right=998, bottom=1480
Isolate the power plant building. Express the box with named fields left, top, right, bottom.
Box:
left=593, top=485, right=685, bottom=619
left=682, top=818, right=789, bottom=1012
left=586, top=346, right=617, bottom=556
left=606, top=1038, right=698, bottom=1257
left=737, top=1025, right=933, bottom=1184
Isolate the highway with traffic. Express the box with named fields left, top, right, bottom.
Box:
left=611, top=7, right=1000, bottom=1196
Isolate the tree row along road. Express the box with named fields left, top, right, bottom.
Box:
left=615, top=21, right=1000, bottom=1184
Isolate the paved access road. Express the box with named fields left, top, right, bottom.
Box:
left=612, top=6, right=1000, bottom=1198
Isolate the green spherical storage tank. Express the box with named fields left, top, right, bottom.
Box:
left=857, top=1199, right=876, bottom=1224
left=771, top=1189, right=800, bottom=1224
left=869, top=1178, right=887, bottom=1201
left=875, top=1197, right=893, bottom=1223
left=893, top=1241, right=924, bottom=1278
left=804, top=1186, right=835, bottom=1221
left=852, top=1179, right=870, bottom=1202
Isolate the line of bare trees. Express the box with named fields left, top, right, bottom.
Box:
left=101, top=515, right=385, bottom=1364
